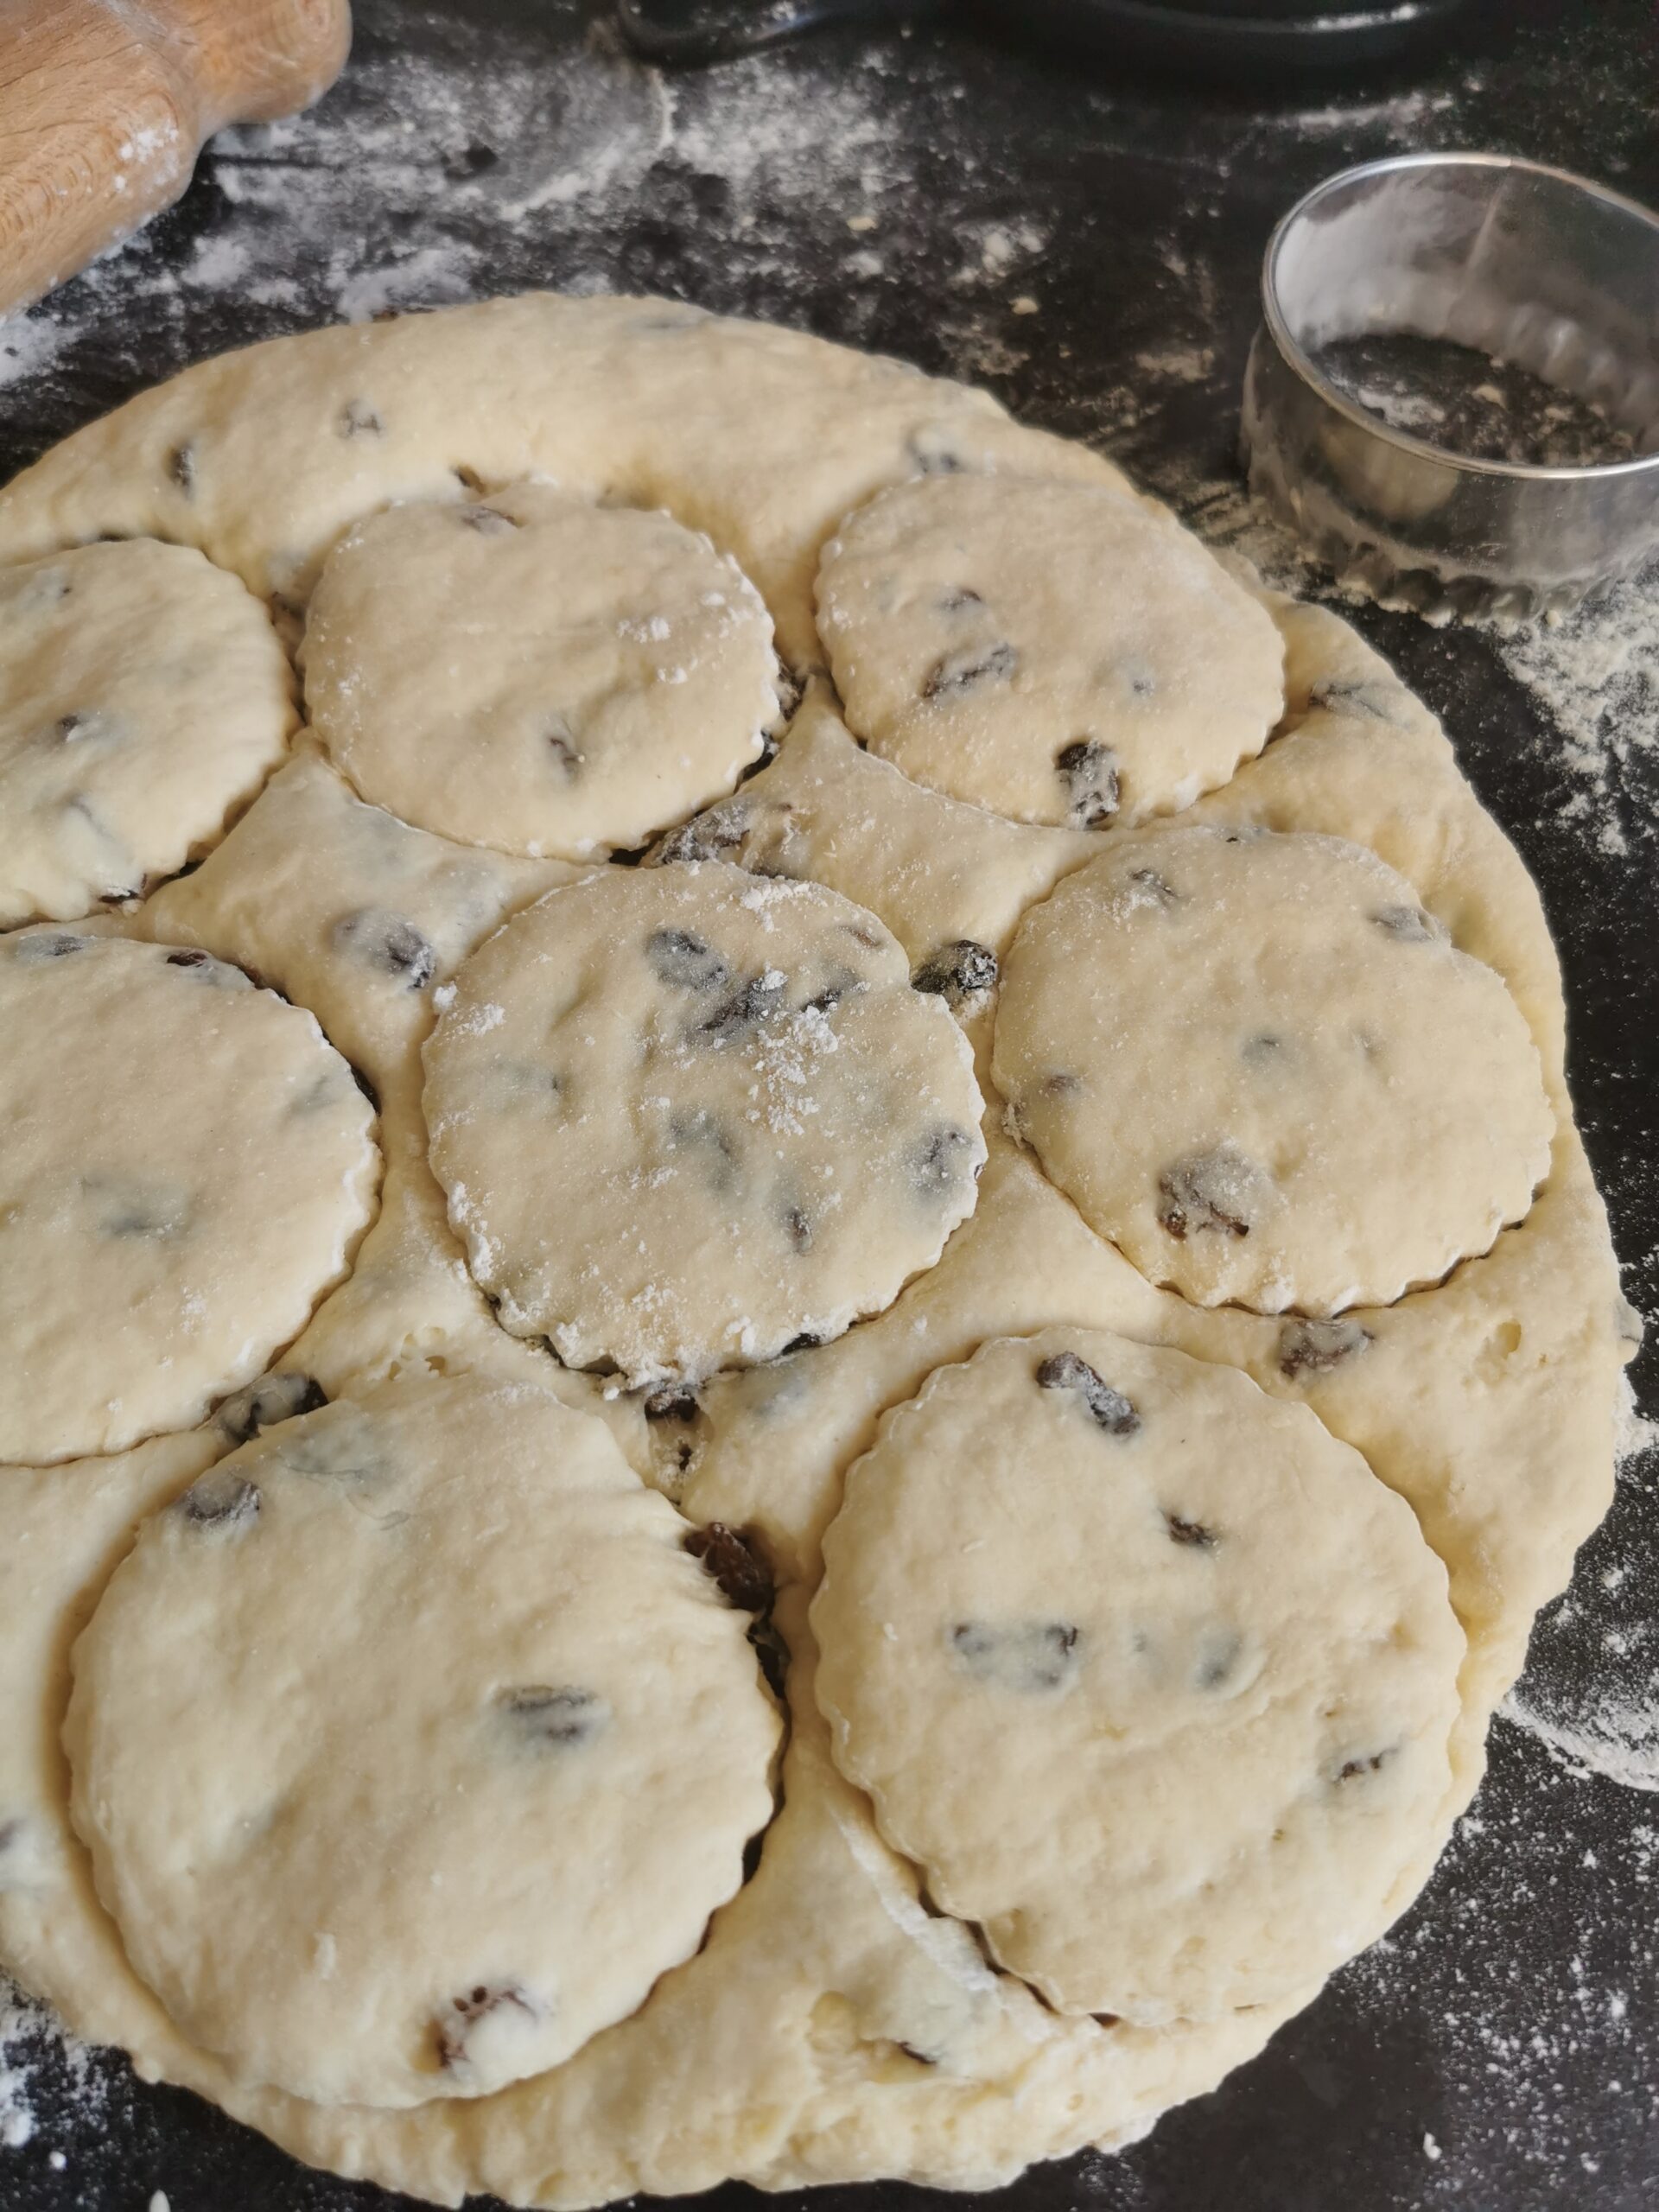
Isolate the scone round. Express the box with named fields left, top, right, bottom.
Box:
left=0, top=931, right=378, bottom=1465
left=302, top=483, right=781, bottom=860
left=814, top=474, right=1284, bottom=829
left=810, top=1327, right=1465, bottom=2024
left=0, top=540, right=296, bottom=925
left=992, top=826, right=1554, bottom=1313
left=65, top=1371, right=782, bottom=2109
left=423, top=861, right=987, bottom=1385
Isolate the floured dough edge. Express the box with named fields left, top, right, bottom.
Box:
left=0, top=296, right=1631, bottom=2207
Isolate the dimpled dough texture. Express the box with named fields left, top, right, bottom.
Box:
left=994, top=826, right=1555, bottom=1314
left=811, top=1330, right=1465, bottom=2025
left=0, top=295, right=1630, bottom=2210
left=301, top=484, right=781, bottom=860
left=423, top=861, right=987, bottom=1384
left=65, top=1372, right=781, bottom=2110
left=814, top=474, right=1285, bottom=828
left=0, top=931, right=378, bottom=1465
left=0, top=539, right=297, bottom=925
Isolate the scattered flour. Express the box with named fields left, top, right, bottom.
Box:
left=1498, top=1694, right=1659, bottom=1794
left=1499, top=1380, right=1659, bottom=1794
left=1495, top=572, right=1659, bottom=860
left=0, top=1976, right=109, bottom=2158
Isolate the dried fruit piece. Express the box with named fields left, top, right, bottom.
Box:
left=684, top=1522, right=774, bottom=1613
left=332, top=908, right=437, bottom=989
left=950, top=1619, right=1082, bottom=1694
left=498, top=1684, right=609, bottom=1748
left=177, top=1470, right=262, bottom=1533
left=1054, top=738, right=1119, bottom=829
left=1278, top=1317, right=1374, bottom=1382
left=1035, top=1349, right=1140, bottom=1437
left=1157, top=1146, right=1271, bottom=1241
left=922, top=641, right=1019, bottom=700
left=1371, top=903, right=1447, bottom=944
left=215, top=1371, right=328, bottom=1446
left=911, top=1122, right=976, bottom=1198
left=650, top=797, right=750, bottom=866
left=693, top=969, right=787, bottom=1045
left=338, top=398, right=385, bottom=438
left=1164, top=1511, right=1218, bottom=1551
left=648, top=926, right=731, bottom=994
left=911, top=938, right=998, bottom=1011
left=435, top=1983, right=542, bottom=2071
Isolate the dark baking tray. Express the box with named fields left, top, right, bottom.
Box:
left=3, top=1, right=1655, bottom=2206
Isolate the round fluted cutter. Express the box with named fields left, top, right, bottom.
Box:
left=1242, top=153, right=1659, bottom=621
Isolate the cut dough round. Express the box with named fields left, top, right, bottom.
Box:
left=302, top=483, right=782, bottom=860
left=0, top=540, right=296, bottom=925
left=811, top=1327, right=1465, bottom=2025
left=65, top=1371, right=782, bottom=2109
left=992, top=826, right=1554, bottom=1313
left=424, top=861, right=986, bottom=1385
left=0, top=931, right=378, bottom=1465
left=814, top=474, right=1284, bottom=828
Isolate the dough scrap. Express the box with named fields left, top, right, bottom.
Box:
left=815, top=474, right=1284, bottom=827
left=66, top=1371, right=781, bottom=2109
left=993, top=824, right=1554, bottom=1314
left=651, top=678, right=1097, bottom=970
left=142, top=744, right=578, bottom=1116
left=0, top=930, right=378, bottom=1465
left=423, top=861, right=986, bottom=1385
left=302, top=484, right=781, bottom=861
left=0, top=540, right=296, bottom=927
left=811, top=1328, right=1465, bottom=2024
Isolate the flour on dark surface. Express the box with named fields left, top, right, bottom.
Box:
left=0, top=3, right=1654, bottom=2209
left=1313, top=332, right=1643, bottom=470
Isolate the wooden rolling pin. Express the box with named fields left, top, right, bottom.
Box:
left=0, top=0, right=352, bottom=316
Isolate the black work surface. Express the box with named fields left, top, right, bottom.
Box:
left=2, top=3, right=1656, bottom=2208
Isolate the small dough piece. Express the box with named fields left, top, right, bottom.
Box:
left=993, top=826, right=1554, bottom=1314
left=0, top=931, right=378, bottom=1465
left=810, top=1328, right=1465, bottom=2025
left=424, top=862, right=986, bottom=1386
left=143, top=745, right=576, bottom=1115
left=0, top=541, right=296, bottom=925
left=302, top=484, right=781, bottom=860
left=66, top=1372, right=781, bottom=2109
left=815, top=475, right=1283, bottom=828
left=650, top=681, right=1097, bottom=982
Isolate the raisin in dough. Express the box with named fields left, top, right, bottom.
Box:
left=811, top=1329, right=1465, bottom=2025
left=423, top=862, right=986, bottom=1385
left=65, top=1372, right=781, bottom=2110
left=0, top=541, right=296, bottom=927
left=302, top=484, right=781, bottom=861
left=0, top=931, right=378, bottom=1465
left=993, top=826, right=1554, bottom=1315
left=814, top=475, right=1284, bottom=829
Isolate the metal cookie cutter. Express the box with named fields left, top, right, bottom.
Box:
left=1241, top=153, right=1659, bottom=621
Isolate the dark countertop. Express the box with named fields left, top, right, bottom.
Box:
left=2, top=3, right=1656, bottom=2207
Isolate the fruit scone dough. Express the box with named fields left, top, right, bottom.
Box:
left=0, top=295, right=1637, bottom=2211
